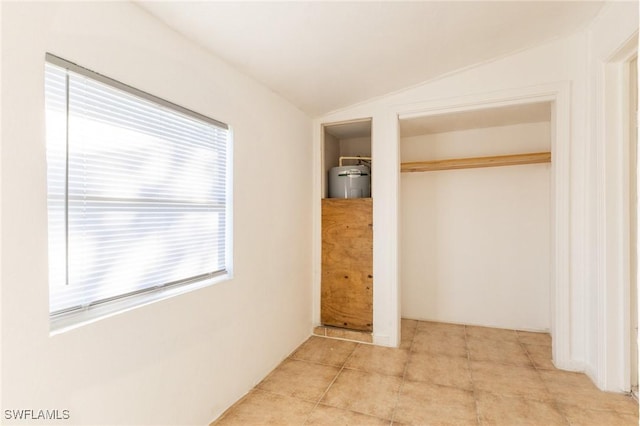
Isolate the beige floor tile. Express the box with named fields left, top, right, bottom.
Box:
left=291, top=336, right=357, bottom=367
left=466, top=325, right=519, bottom=343
left=523, top=344, right=555, bottom=370
left=411, top=330, right=468, bottom=357
left=476, top=391, right=567, bottom=426
left=213, top=389, right=315, bottom=425
left=401, top=318, right=419, bottom=331
left=406, top=352, right=473, bottom=390
left=467, top=338, right=532, bottom=367
left=345, top=344, right=410, bottom=377
left=256, top=358, right=339, bottom=402
left=559, top=404, right=638, bottom=426
left=538, top=369, right=598, bottom=390
left=400, top=319, right=418, bottom=350
left=393, top=380, right=477, bottom=425
left=620, top=411, right=640, bottom=424
left=517, top=330, right=552, bottom=346
left=213, top=322, right=638, bottom=426
left=470, top=361, right=550, bottom=401
left=416, top=320, right=466, bottom=338
left=321, top=369, right=403, bottom=420
left=398, top=336, right=413, bottom=350
left=540, top=370, right=638, bottom=414
left=306, top=404, right=391, bottom=425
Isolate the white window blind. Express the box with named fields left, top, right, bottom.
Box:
left=45, top=54, right=231, bottom=318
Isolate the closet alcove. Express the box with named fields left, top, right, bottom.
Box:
left=399, top=102, right=552, bottom=332
left=320, top=119, right=373, bottom=334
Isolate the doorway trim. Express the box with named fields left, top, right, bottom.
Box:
left=594, top=32, right=639, bottom=392
left=395, top=81, right=575, bottom=370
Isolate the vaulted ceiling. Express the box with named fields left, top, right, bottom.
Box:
left=137, top=1, right=604, bottom=117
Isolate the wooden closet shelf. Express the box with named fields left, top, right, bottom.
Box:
left=400, top=151, right=551, bottom=173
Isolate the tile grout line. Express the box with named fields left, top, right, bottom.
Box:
left=517, top=330, right=572, bottom=426
left=217, top=335, right=341, bottom=425
left=389, top=320, right=419, bottom=425
left=466, top=325, right=483, bottom=426
left=301, top=341, right=360, bottom=425
left=215, top=325, right=636, bottom=425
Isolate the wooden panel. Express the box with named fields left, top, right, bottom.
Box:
left=321, top=198, right=373, bottom=331
left=401, top=151, right=551, bottom=173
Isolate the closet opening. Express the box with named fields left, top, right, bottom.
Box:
left=398, top=102, right=553, bottom=333
left=315, top=118, right=374, bottom=343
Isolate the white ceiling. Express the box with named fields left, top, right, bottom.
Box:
left=137, top=1, right=604, bottom=117
left=324, top=119, right=372, bottom=140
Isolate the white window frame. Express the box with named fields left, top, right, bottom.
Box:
left=45, top=53, right=233, bottom=333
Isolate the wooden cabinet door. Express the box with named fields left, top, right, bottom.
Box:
left=321, top=198, right=373, bottom=331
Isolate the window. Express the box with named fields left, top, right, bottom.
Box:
left=45, top=54, right=232, bottom=326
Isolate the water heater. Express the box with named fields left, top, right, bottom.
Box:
left=328, top=165, right=371, bottom=198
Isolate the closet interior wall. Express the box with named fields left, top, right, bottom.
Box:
left=400, top=120, right=552, bottom=331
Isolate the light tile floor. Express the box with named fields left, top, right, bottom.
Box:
left=212, top=320, right=639, bottom=425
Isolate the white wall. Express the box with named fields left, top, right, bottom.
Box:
left=1, top=2, right=312, bottom=425
left=401, top=123, right=551, bottom=331
left=314, top=1, right=638, bottom=392
left=340, top=137, right=372, bottom=158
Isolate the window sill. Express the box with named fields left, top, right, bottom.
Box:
left=49, top=272, right=232, bottom=336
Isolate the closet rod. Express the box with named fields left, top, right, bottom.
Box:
left=401, top=151, right=551, bottom=173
